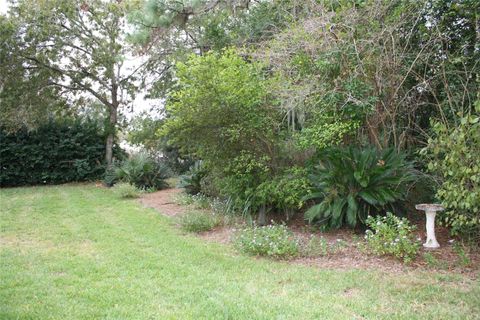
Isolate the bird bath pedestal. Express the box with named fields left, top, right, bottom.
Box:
left=415, top=204, right=444, bottom=249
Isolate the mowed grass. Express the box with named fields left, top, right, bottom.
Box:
left=0, top=185, right=479, bottom=319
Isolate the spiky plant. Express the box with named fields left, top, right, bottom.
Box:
left=304, top=146, right=416, bottom=229
left=115, top=152, right=171, bottom=190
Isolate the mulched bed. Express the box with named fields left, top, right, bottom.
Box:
left=140, top=188, right=479, bottom=278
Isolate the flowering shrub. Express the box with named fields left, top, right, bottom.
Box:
left=364, top=213, right=420, bottom=263
left=234, top=224, right=299, bottom=259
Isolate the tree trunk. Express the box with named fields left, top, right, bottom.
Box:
left=258, top=205, right=267, bottom=226
left=105, top=103, right=117, bottom=167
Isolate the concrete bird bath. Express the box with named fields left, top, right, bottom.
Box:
left=415, top=204, right=444, bottom=249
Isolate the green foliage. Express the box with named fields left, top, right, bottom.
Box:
left=256, top=167, right=312, bottom=213
left=0, top=120, right=122, bottom=187
left=112, top=183, right=142, bottom=199
left=219, top=151, right=272, bottom=214
left=115, top=153, right=171, bottom=190
left=174, top=193, right=211, bottom=210
left=296, top=117, right=360, bottom=150
left=0, top=16, right=67, bottom=132
left=234, top=224, right=299, bottom=259
left=364, top=213, right=421, bottom=263
left=127, top=114, right=193, bottom=174
left=162, top=49, right=277, bottom=164
left=4, top=0, right=142, bottom=166
left=179, top=210, right=221, bottom=233
left=299, top=236, right=329, bottom=257
left=423, top=112, right=480, bottom=242
left=178, top=161, right=207, bottom=195
left=423, top=252, right=442, bottom=268
left=304, top=146, right=416, bottom=229
left=299, top=236, right=349, bottom=258
left=452, top=243, right=472, bottom=268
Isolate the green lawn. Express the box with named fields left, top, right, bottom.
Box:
left=1, top=185, right=479, bottom=319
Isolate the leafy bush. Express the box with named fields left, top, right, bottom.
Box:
left=256, top=167, right=312, bottom=216
left=162, top=49, right=277, bottom=165
left=423, top=112, right=480, bottom=243
left=112, top=183, right=141, bottom=199
left=219, top=151, right=272, bottom=215
left=304, top=146, right=416, bottom=229
left=179, top=210, right=221, bottom=233
left=364, top=213, right=420, bottom=263
left=103, top=165, right=118, bottom=187
left=178, top=161, right=206, bottom=195
left=161, top=50, right=278, bottom=214
left=115, top=152, right=171, bottom=190
left=0, top=120, right=124, bottom=187
left=234, top=224, right=299, bottom=259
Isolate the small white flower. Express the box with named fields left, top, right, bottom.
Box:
left=448, top=239, right=455, bottom=244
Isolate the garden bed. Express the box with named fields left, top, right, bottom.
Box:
left=140, top=188, right=480, bottom=278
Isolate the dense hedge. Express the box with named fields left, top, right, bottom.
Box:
left=0, top=120, right=123, bottom=187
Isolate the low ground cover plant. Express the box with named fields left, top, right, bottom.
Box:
left=179, top=210, right=221, bottom=233
left=112, top=183, right=142, bottom=199
left=234, top=224, right=299, bottom=259
left=300, top=236, right=349, bottom=257
left=174, top=193, right=211, bottom=209
left=300, top=236, right=329, bottom=257
left=364, top=213, right=420, bottom=263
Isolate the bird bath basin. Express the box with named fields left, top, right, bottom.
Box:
left=415, top=204, right=444, bottom=249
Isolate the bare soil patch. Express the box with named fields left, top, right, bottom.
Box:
left=139, top=188, right=185, bottom=216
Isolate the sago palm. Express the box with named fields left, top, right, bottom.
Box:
left=304, top=146, right=416, bottom=229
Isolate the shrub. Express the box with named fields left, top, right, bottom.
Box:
left=423, top=112, right=480, bottom=243
left=304, top=146, right=416, bottom=229
left=179, top=210, right=221, bottom=233
left=256, top=166, right=312, bottom=217
left=234, top=224, right=299, bottom=259
left=364, top=213, right=420, bottom=263
left=219, top=151, right=272, bottom=216
left=112, top=183, right=141, bottom=199
left=178, top=161, right=206, bottom=195
left=161, top=49, right=277, bottom=167
left=0, top=120, right=124, bottom=187
left=115, top=152, right=171, bottom=190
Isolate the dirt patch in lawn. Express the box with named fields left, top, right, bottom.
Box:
left=140, top=188, right=480, bottom=277
left=139, top=188, right=186, bottom=216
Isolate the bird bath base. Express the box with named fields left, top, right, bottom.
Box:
left=415, top=204, right=444, bottom=249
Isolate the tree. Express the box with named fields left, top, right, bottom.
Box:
left=162, top=49, right=277, bottom=164
left=0, top=15, right=67, bottom=131
left=4, top=0, right=143, bottom=166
